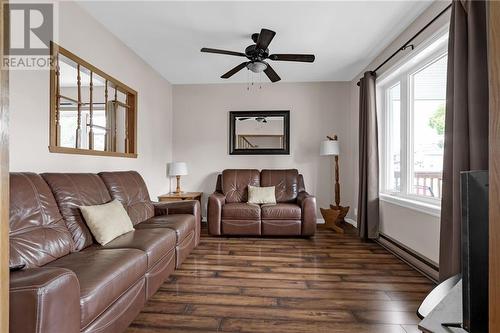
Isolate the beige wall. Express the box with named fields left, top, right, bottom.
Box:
left=9, top=1, right=173, bottom=198
left=380, top=202, right=440, bottom=263
left=349, top=1, right=451, bottom=263
left=172, top=82, right=353, bottom=218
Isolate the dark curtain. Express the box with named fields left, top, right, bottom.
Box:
left=358, top=71, right=380, bottom=240
left=439, top=0, right=489, bottom=281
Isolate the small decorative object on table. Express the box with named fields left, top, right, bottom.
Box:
left=167, top=162, right=188, bottom=194
left=158, top=192, right=202, bottom=205
left=320, top=134, right=350, bottom=233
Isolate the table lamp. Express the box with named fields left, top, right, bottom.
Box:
left=320, top=135, right=350, bottom=233
left=167, top=162, right=188, bottom=194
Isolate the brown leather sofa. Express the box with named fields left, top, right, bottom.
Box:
left=207, top=169, right=316, bottom=236
left=8, top=171, right=200, bottom=333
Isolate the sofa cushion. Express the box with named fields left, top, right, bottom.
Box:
left=248, top=185, right=276, bottom=204
left=135, top=214, right=195, bottom=243
left=80, top=199, right=134, bottom=245
left=9, top=173, right=74, bottom=268
left=42, top=173, right=112, bottom=251
left=222, top=203, right=261, bottom=220
left=262, top=220, right=302, bottom=236
left=46, top=247, right=147, bottom=328
left=260, top=169, right=299, bottom=203
left=101, top=228, right=176, bottom=269
left=222, top=169, right=260, bottom=203
left=222, top=220, right=261, bottom=235
left=261, top=203, right=302, bottom=220
left=99, top=171, right=155, bottom=225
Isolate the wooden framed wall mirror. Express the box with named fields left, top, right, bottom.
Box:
left=229, top=110, right=290, bottom=155
left=50, top=42, right=138, bottom=158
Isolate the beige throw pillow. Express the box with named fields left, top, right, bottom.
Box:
left=79, top=199, right=134, bottom=245
left=248, top=185, right=276, bottom=204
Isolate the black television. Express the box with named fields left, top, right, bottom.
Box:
left=461, top=170, right=488, bottom=332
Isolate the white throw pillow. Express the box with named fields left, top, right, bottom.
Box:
left=248, top=185, right=276, bottom=204
left=79, top=199, right=134, bottom=245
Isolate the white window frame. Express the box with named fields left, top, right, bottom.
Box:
left=377, top=28, right=448, bottom=216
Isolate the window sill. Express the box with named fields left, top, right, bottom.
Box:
left=379, top=193, right=441, bottom=218
left=49, top=146, right=138, bottom=158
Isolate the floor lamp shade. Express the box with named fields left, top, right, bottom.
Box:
left=320, top=140, right=340, bottom=156
left=167, top=162, right=188, bottom=176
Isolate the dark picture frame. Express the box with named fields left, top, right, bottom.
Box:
left=229, top=110, right=290, bottom=155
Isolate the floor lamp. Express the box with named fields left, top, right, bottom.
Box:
left=320, top=135, right=350, bottom=233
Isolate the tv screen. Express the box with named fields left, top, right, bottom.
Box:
left=461, top=170, right=488, bottom=332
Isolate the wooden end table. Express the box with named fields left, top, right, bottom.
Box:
left=158, top=192, right=202, bottom=205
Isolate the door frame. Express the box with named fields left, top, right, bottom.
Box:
left=489, top=1, right=500, bottom=332
left=0, top=0, right=9, bottom=331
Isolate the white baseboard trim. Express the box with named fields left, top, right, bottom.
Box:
left=377, top=233, right=439, bottom=282
left=317, top=218, right=357, bottom=228
left=345, top=218, right=357, bottom=228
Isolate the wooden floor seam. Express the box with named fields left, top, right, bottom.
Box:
left=126, top=225, right=434, bottom=333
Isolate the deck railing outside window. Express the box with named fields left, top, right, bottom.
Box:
left=393, top=171, right=443, bottom=199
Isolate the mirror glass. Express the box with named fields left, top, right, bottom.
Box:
left=234, top=116, right=285, bottom=149
left=230, top=111, right=290, bottom=155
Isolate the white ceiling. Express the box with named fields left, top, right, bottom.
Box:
left=78, top=1, right=433, bottom=84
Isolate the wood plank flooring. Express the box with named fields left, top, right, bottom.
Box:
left=126, top=225, right=434, bottom=333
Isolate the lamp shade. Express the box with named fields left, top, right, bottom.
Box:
left=320, top=140, right=340, bottom=156
left=167, top=162, right=188, bottom=176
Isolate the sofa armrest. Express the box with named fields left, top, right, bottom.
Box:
left=207, top=192, right=226, bottom=235
left=10, top=267, right=80, bottom=333
left=152, top=200, right=199, bottom=216
left=297, top=191, right=317, bottom=236
left=152, top=200, right=201, bottom=246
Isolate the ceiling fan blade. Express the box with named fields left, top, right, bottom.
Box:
left=221, top=62, right=248, bottom=79
left=201, top=48, right=246, bottom=57
left=263, top=63, right=281, bottom=82
left=256, top=29, right=276, bottom=50
left=269, top=54, right=315, bottom=62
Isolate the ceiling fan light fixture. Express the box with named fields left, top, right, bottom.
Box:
left=247, top=61, right=267, bottom=73
left=201, top=28, right=315, bottom=82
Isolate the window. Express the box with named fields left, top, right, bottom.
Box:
left=386, top=83, right=401, bottom=193
left=378, top=32, right=448, bottom=207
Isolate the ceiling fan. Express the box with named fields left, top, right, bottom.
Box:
left=201, top=28, right=315, bottom=83
left=238, top=117, right=268, bottom=123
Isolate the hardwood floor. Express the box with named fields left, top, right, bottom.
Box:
left=127, top=225, right=434, bottom=333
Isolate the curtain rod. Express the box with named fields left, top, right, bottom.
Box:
left=357, top=3, right=452, bottom=86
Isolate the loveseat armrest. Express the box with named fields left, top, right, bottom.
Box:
left=152, top=200, right=201, bottom=246
left=297, top=191, right=317, bottom=236
left=207, top=192, right=226, bottom=235
left=10, top=267, right=81, bottom=333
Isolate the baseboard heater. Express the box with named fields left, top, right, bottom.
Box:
left=376, top=233, right=439, bottom=283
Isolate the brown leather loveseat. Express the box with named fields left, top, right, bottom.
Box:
left=207, top=169, right=316, bottom=236
left=9, top=171, right=200, bottom=333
